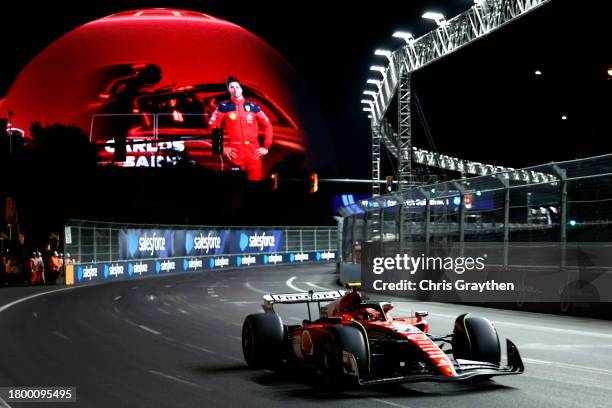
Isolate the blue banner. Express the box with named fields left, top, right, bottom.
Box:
left=72, top=250, right=336, bottom=285
left=120, top=229, right=284, bottom=260
left=230, top=230, right=284, bottom=254
left=119, top=229, right=175, bottom=259
left=178, top=230, right=229, bottom=256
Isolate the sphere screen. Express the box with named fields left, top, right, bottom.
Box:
left=0, top=9, right=316, bottom=181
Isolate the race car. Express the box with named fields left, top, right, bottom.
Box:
left=241, top=283, right=524, bottom=386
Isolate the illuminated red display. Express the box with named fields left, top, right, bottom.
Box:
left=0, top=9, right=313, bottom=180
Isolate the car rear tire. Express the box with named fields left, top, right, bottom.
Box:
left=452, top=313, right=501, bottom=366
left=242, top=313, right=286, bottom=369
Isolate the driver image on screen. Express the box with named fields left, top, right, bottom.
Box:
left=208, top=76, right=273, bottom=181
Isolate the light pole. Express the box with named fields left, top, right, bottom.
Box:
left=370, top=65, right=390, bottom=97
left=392, top=31, right=414, bottom=44
left=422, top=11, right=447, bottom=27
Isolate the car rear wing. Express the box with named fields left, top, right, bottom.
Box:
left=262, top=290, right=345, bottom=313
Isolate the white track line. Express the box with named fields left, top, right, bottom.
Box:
left=0, top=287, right=75, bottom=314
left=395, top=307, right=612, bottom=340
left=524, top=358, right=612, bottom=376
left=370, top=398, right=413, bottom=408
left=306, top=282, right=332, bottom=291
left=243, top=282, right=267, bottom=294
left=148, top=370, right=209, bottom=390
left=184, top=343, right=216, bottom=354
left=51, top=331, right=70, bottom=341
left=0, top=393, right=12, bottom=408
left=138, top=325, right=161, bottom=335
left=286, top=277, right=308, bottom=292
left=521, top=343, right=612, bottom=350
left=491, top=320, right=612, bottom=339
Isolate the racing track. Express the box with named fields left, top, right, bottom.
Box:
left=1, top=264, right=611, bottom=408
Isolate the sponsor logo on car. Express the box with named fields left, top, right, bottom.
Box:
left=301, top=330, right=314, bottom=356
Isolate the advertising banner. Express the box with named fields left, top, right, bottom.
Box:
left=119, top=229, right=175, bottom=260
left=177, top=230, right=229, bottom=257
left=71, top=249, right=336, bottom=286
left=229, top=230, right=284, bottom=254
left=119, top=229, right=285, bottom=260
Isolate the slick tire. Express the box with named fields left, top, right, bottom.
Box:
left=320, top=324, right=368, bottom=388
left=242, top=313, right=286, bottom=369
left=452, top=313, right=501, bottom=366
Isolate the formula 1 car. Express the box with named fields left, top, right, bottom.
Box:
left=241, top=283, right=524, bottom=386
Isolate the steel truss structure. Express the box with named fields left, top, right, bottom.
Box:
left=365, top=0, right=552, bottom=196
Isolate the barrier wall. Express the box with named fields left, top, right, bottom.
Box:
left=64, top=221, right=337, bottom=285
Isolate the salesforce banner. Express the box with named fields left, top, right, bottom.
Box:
left=179, top=230, right=228, bottom=256
left=72, top=250, right=337, bottom=285
left=230, top=230, right=284, bottom=254
left=119, top=229, right=284, bottom=260
left=119, top=229, right=175, bottom=260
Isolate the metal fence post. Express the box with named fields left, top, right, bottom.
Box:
left=419, top=188, right=431, bottom=258
left=363, top=210, right=369, bottom=243
left=497, top=175, right=510, bottom=268
left=453, top=182, right=466, bottom=257
left=93, top=226, right=97, bottom=263
left=285, top=228, right=289, bottom=253
left=109, top=227, right=112, bottom=262
left=379, top=207, right=384, bottom=254
left=396, top=195, right=402, bottom=245
left=77, top=226, right=82, bottom=264
left=552, top=165, right=568, bottom=296
left=552, top=166, right=567, bottom=258
left=351, top=216, right=356, bottom=252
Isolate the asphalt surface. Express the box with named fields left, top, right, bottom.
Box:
left=1, top=264, right=611, bottom=408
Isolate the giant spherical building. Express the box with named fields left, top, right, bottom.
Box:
left=0, top=8, right=329, bottom=177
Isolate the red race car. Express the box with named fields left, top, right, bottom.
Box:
left=242, top=283, right=524, bottom=386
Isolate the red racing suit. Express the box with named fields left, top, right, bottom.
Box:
left=208, top=96, right=273, bottom=181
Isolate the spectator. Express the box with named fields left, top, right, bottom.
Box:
left=28, top=252, right=40, bottom=285
left=0, top=251, right=6, bottom=285
left=48, top=251, right=62, bottom=284
left=36, top=251, right=46, bottom=284
left=65, top=253, right=74, bottom=265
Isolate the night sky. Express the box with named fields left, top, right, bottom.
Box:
left=1, top=0, right=610, bottom=179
